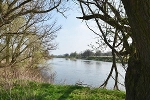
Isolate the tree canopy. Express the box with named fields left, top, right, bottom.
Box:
left=0, top=0, right=69, bottom=89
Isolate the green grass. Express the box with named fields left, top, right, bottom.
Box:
left=0, top=81, right=125, bottom=100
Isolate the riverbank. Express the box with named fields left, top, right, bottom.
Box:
left=0, top=81, right=125, bottom=100
left=86, top=56, right=122, bottom=62
left=55, top=56, right=127, bottom=63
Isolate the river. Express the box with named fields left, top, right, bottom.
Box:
left=45, top=58, right=126, bottom=91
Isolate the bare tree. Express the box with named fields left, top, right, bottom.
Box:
left=77, top=0, right=150, bottom=99
left=77, top=0, right=130, bottom=90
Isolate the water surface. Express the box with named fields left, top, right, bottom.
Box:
left=47, top=58, right=125, bottom=90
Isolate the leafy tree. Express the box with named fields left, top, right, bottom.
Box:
left=70, top=52, right=77, bottom=58
left=0, top=0, right=64, bottom=68
left=82, top=49, right=94, bottom=58
left=95, top=50, right=101, bottom=56
left=0, top=0, right=63, bottom=27
left=77, top=0, right=150, bottom=99
left=0, top=0, right=67, bottom=87
left=64, top=53, right=69, bottom=57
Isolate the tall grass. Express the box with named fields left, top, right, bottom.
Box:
left=0, top=66, right=55, bottom=99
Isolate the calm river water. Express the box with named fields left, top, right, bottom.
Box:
left=46, top=58, right=126, bottom=91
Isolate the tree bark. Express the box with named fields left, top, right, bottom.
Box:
left=121, top=0, right=150, bottom=99
left=6, top=35, right=10, bottom=63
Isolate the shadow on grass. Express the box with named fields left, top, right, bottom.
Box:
left=58, top=86, right=81, bottom=100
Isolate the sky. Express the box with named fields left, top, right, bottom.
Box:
left=50, top=3, right=97, bottom=55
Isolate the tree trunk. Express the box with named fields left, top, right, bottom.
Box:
left=122, top=0, right=150, bottom=99
left=6, top=35, right=10, bottom=63
left=125, top=54, right=141, bottom=100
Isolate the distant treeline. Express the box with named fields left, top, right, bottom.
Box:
left=54, top=49, right=112, bottom=59
left=53, top=50, right=128, bottom=63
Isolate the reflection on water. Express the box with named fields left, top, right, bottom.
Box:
left=96, top=61, right=101, bottom=65
left=83, top=60, right=92, bottom=64
left=46, top=58, right=125, bottom=91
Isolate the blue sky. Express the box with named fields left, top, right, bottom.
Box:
left=51, top=3, right=97, bottom=55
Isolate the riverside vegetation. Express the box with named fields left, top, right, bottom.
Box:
left=0, top=80, right=125, bottom=100
left=0, top=64, right=125, bottom=100
left=0, top=1, right=125, bottom=99
left=55, top=50, right=128, bottom=63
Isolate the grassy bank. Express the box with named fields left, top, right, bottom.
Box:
left=0, top=81, right=125, bottom=100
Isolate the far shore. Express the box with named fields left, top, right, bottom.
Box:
left=54, top=56, right=128, bottom=63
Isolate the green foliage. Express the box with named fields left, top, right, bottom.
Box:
left=0, top=81, right=125, bottom=100
left=95, top=50, right=102, bottom=56
left=0, top=0, right=60, bottom=68
left=82, top=49, right=94, bottom=58
left=70, top=52, right=78, bottom=58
